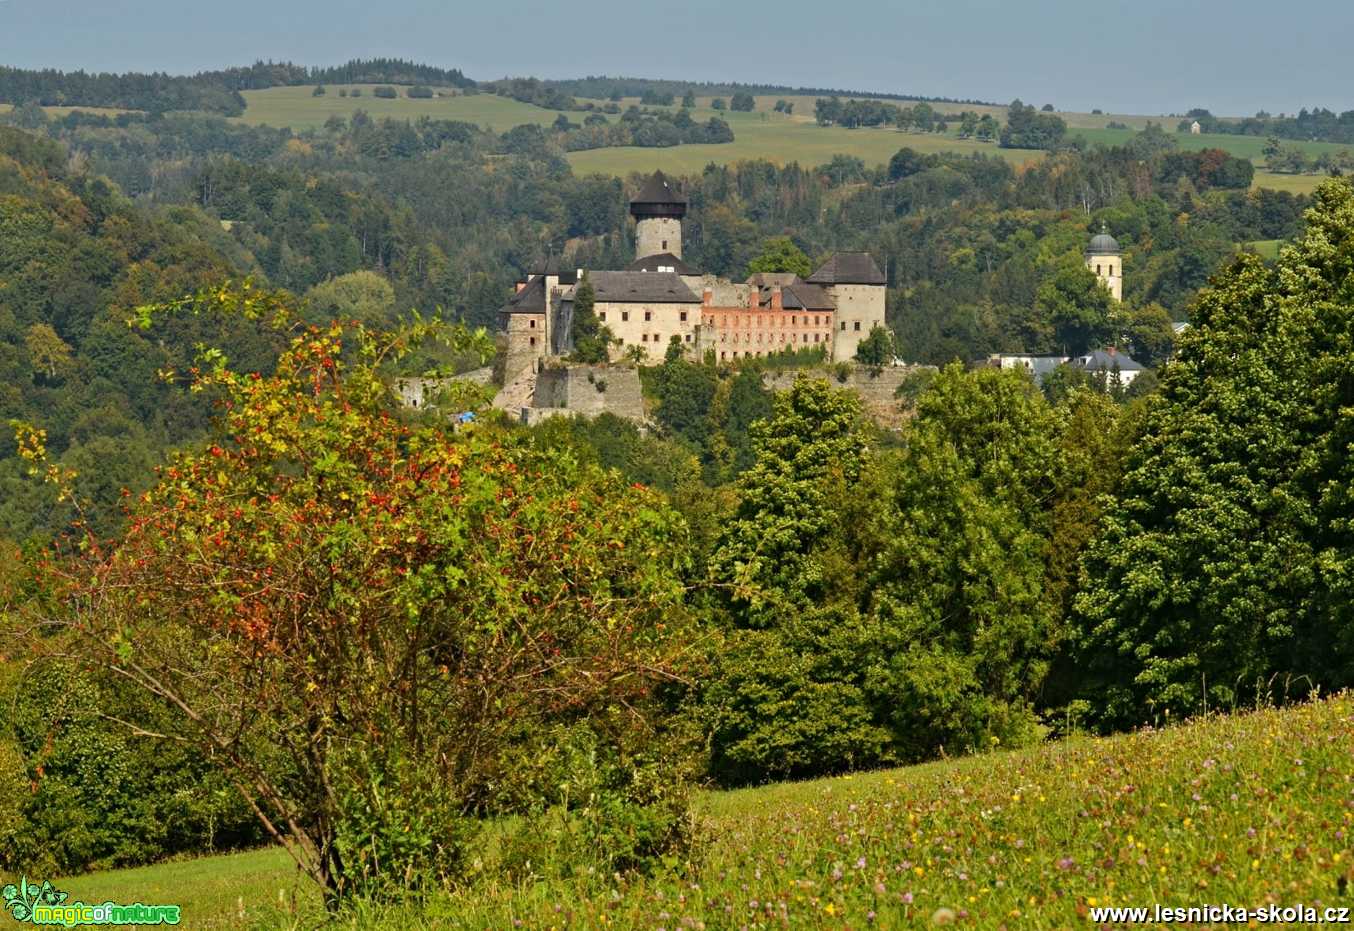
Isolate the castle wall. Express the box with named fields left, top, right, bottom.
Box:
left=596, top=300, right=700, bottom=363
left=635, top=217, right=683, bottom=260
left=763, top=363, right=931, bottom=429
left=524, top=365, right=645, bottom=423
left=826, top=283, right=887, bottom=361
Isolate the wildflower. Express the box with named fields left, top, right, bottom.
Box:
left=1057, top=857, right=1075, bottom=871
left=932, top=906, right=958, bottom=925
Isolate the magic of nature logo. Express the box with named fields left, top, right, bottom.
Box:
left=2, top=877, right=180, bottom=926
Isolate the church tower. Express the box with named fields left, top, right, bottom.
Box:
left=1085, top=223, right=1123, bottom=301
left=630, top=170, right=687, bottom=260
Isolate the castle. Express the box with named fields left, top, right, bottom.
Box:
left=498, top=171, right=888, bottom=383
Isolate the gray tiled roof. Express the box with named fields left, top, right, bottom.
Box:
left=589, top=271, right=701, bottom=304
left=806, top=252, right=886, bottom=286
left=1076, top=349, right=1143, bottom=372
left=499, top=275, right=547, bottom=314
left=753, top=280, right=836, bottom=310
left=532, top=255, right=578, bottom=284
left=626, top=252, right=701, bottom=275
left=632, top=170, right=686, bottom=206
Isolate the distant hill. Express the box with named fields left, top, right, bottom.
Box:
left=539, top=75, right=999, bottom=107
left=0, top=59, right=475, bottom=117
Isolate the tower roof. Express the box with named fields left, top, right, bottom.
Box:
left=630, top=170, right=687, bottom=219
left=806, top=252, right=886, bottom=286
left=1086, top=223, right=1122, bottom=255
left=499, top=275, right=547, bottom=315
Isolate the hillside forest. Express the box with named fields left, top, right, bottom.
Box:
left=1, top=62, right=1352, bottom=915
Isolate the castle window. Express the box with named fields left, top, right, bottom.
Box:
left=721, top=351, right=727, bottom=360
left=684, top=334, right=692, bottom=342
left=644, top=310, right=652, bottom=322
left=1097, top=264, right=1102, bottom=275
left=622, top=311, right=629, bottom=322
left=841, top=321, right=847, bottom=331
left=529, top=336, right=536, bottom=346
left=641, top=334, right=648, bottom=342
left=529, top=319, right=536, bottom=328
left=814, top=316, right=820, bottom=326
left=791, top=316, right=797, bottom=325
left=854, top=321, right=861, bottom=331
left=813, top=334, right=819, bottom=343
left=680, top=311, right=688, bottom=322
left=599, top=312, right=606, bottom=322
left=661, top=240, right=668, bottom=250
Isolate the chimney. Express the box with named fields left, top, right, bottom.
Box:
left=771, top=287, right=783, bottom=311
left=515, top=281, right=525, bottom=293
left=702, top=288, right=713, bottom=306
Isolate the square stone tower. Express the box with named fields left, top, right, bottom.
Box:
left=630, top=170, right=687, bottom=260
left=807, top=253, right=888, bottom=362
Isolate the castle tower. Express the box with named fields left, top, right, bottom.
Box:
left=630, top=170, right=687, bottom=260
left=807, top=252, right=888, bottom=362
left=1085, top=223, right=1123, bottom=301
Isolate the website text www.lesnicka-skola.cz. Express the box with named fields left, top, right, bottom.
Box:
left=1089, top=904, right=1352, bottom=925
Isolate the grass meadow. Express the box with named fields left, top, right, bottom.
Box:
left=226, top=87, right=1352, bottom=192
left=13, top=693, right=1351, bottom=929
left=4, top=90, right=1349, bottom=195
left=233, top=86, right=562, bottom=132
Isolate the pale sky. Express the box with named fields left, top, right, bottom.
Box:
left=0, top=0, right=1348, bottom=117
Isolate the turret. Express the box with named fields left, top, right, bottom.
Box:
left=630, top=171, right=687, bottom=260
left=1085, top=222, right=1123, bottom=301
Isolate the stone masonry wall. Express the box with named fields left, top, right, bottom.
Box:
left=762, top=363, right=932, bottom=429
left=519, top=364, right=645, bottom=425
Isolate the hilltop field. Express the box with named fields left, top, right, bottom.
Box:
left=3, top=87, right=1342, bottom=194
left=26, top=694, right=1353, bottom=929
left=219, top=86, right=1347, bottom=194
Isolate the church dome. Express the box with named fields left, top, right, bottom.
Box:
left=1086, top=224, right=1121, bottom=255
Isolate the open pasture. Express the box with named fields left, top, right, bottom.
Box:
left=234, top=85, right=560, bottom=132
left=20, top=693, right=1353, bottom=929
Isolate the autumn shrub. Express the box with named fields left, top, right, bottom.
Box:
left=6, top=286, right=698, bottom=903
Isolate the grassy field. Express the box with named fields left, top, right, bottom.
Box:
left=0, top=104, right=139, bottom=118
left=1069, top=126, right=1354, bottom=162
left=17, top=693, right=1352, bottom=928
left=220, top=88, right=1350, bottom=194
left=1245, top=239, right=1285, bottom=260
left=568, top=112, right=1030, bottom=176
left=234, top=86, right=561, bottom=132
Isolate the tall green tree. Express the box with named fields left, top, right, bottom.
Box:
left=745, top=235, right=813, bottom=279
left=1075, top=179, right=1354, bottom=725
left=569, top=272, right=611, bottom=363
left=1036, top=262, right=1116, bottom=354
left=868, top=366, right=1070, bottom=758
